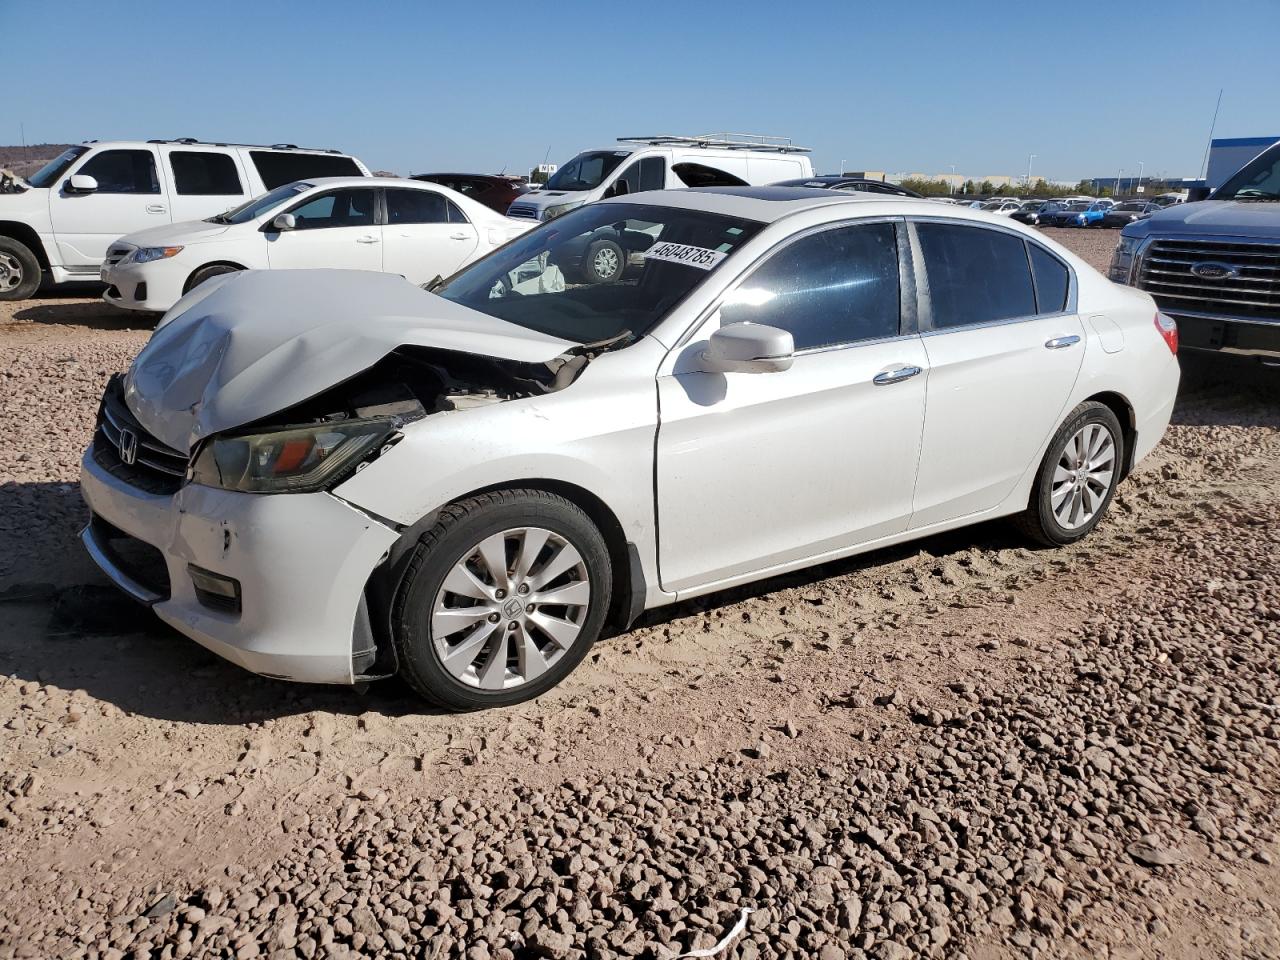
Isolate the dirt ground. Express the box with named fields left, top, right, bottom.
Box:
left=1, top=229, right=1278, bottom=960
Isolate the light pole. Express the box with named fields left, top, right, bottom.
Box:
left=1115, top=167, right=1123, bottom=197
left=1136, top=160, right=1145, bottom=195
left=1026, top=154, right=1037, bottom=192
left=949, top=164, right=956, bottom=195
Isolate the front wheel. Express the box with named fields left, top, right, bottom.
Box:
left=580, top=239, right=625, bottom=284
left=0, top=237, right=41, bottom=301
left=1016, top=401, right=1124, bottom=546
left=183, top=263, right=241, bottom=295
left=392, top=490, right=613, bottom=710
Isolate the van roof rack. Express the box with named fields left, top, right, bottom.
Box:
left=617, top=133, right=811, bottom=154
left=140, top=138, right=344, bottom=154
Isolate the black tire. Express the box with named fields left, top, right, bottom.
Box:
left=1016, top=401, right=1125, bottom=547
left=580, top=239, right=625, bottom=284
left=0, top=237, right=42, bottom=301
left=183, top=263, right=241, bottom=295
left=392, top=489, right=613, bottom=711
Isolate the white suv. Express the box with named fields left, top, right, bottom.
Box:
left=0, top=139, right=369, bottom=300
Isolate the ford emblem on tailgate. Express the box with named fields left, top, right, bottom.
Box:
left=1190, top=261, right=1239, bottom=280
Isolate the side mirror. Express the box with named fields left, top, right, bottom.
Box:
left=67, top=174, right=98, bottom=194
left=703, top=322, right=794, bottom=374
left=271, top=212, right=296, bottom=231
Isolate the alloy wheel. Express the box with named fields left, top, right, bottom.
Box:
left=592, top=247, right=620, bottom=279
left=431, top=526, right=591, bottom=690
left=1051, top=423, right=1116, bottom=530
left=0, top=253, right=21, bottom=292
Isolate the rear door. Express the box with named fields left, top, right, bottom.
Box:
left=48, top=147, right=170, bottom=270
left=908, top=220, right=1084, bottom=529
left=264, top=186, right=383, bottom=272
left=656, top=219, right=929, bottom=593
left=165, top=149, right=248, bottom=224
left=381, top=187, right=479, bottom=284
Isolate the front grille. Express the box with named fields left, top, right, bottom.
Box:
left=93, top=376, right=188, bottom=495
left=507, top=202, right=540, bottom=220
left=104, top=244, right=133, bottom=268
left=1137, top=239, right=1280, bottom=322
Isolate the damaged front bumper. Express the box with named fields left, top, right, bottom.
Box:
left=79, top=445, right=400, bottom=684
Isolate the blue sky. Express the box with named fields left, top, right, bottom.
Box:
left=6, top=0, right=1278, bottom=182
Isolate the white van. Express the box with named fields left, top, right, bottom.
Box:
left=0, top=139, right=370, bottom=300
left=506, top=134, right=814, bottom=222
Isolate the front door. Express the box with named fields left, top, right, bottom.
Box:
left=907, top=221, right=1086, bottom=529
left=264, top=187, right=383, bottom=273
left=49, top=147, right=170, bottom=270
left=381, top=187, right=478, bottom=284
left=656, top=220, right=928, bottom=594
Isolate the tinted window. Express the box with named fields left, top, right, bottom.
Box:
left=170, top=151, right=242, bottom=195
left=544, top=150, right=629, bottom=192
left=917, top=223, right=1035, bottom=328
left=75, top=150, right=159, bottom=194
left=1029, top=245, right=1069, bottom=313
left=250, top=151, right=362, bottom=190
left=721, top=222, right=901, bottom=350
left=446, top=199, right=469, bottom=224
left=387, top=188, right=448, bottom=224
left=286, top=189, right=376, bottom=230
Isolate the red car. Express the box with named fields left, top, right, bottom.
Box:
left=411, top=173, right=529, bottom=215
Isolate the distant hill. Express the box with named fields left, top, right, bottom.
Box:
left=0, top=143, right=72, bottom=179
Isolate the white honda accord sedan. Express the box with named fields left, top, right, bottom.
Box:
left=80, top=187, right=1180, bottom=709
left=100, top=176, right=530, bottom=314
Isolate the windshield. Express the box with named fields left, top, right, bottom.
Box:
left=209, top=181, right=312, bottom=224
left=1116, top=201, right=1146, bottom=211
left=436, top=202, right=764, bottom=344
left=544, top=151, right=630, bottom=192
left=26, top=146, right=89, bottom=188
left=1214, top=142, right=1280, bottom=201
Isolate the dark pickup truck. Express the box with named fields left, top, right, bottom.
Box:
left=1109, top=139, right=1280, bottom=364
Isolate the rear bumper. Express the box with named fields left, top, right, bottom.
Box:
left=1167, top=311, right=1280, bottom=363
left=79, top=445, right=401, bottom=684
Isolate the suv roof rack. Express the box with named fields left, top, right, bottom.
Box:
left=139, top=138, right=344, bottom=154
left=617, top=133, right=811, bottom=154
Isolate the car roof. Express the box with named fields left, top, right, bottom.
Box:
left=78, top=139, right=349, bottom=155
left=296, top=176, right=439, bottom=189
left=599, top=186, right=1023, bottom=225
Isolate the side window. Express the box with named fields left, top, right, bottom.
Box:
left=720, top=222, right=901, bottom=350
left=916, top=223, right=1035, bottom=329
left=446, top=199, right=469, bottom=224
left=386, top=188, right=448, bottom=225
left=169, top=151, right=243, bottom=196
left=287, top=189, right=376, bottom=230
left=1029, top=244, right=1070, bottom=313
left=250, top=152, right=362, bottom=190
left=638, top=156, right=665, bottom=191
left=75, top=150, right=159, bottom=194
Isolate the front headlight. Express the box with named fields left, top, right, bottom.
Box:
left=1108, top=234, right=1143, bottom=284
left=190, top=418, right=397, bottom=493
left=542, top=201, right=581, bottom=221
left=132, top=246, right=184, bottom=263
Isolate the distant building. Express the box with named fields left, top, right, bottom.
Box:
left=1204, top=136, right=1277, bottom=190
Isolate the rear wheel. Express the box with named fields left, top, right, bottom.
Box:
left=184, top=263, right=240, bottom=295
left=1016, top=401, right=1124, bottom=546
left=393, top=490, right=612, bottom=710
left=0, top=237, right=41, bottom=301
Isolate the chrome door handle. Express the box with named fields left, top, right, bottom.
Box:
left=145, top=204, right=166, bottom=214
left=873, top=365, right=922, bottom=386
left=449, top=232, right=469, bottom=240
left=356, top=236, right=380, bottom=244
left=1045, top=335, right=1081, bottom=349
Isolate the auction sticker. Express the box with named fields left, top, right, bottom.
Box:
left=643, top=242, right=726, bottom=270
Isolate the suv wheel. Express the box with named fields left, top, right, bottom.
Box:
left=581, top=239, right=625, bottom=284
left=1017, top=401, right=1124, bottom=546
left=393, top=489, right=613, bottom=710
left=0, top=238, right=41, bottom=301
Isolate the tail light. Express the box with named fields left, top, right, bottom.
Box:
left=1154, top=312, right=1178, bottom=355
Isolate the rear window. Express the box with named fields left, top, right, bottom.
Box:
left=917, top=223, right=1036, bottom=329
left=170, top=151, right=243, bottom=195
left=249, top=151, right=362, bottom=190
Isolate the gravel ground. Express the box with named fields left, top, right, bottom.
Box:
left=1, top=233, right=1278, bottom=960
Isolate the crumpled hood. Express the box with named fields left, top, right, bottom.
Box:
left=1127, top=200, right=1280, bottom=240
left=119, top=219, right=234, bottom=247
left=124, top=269, right=575, bottom=452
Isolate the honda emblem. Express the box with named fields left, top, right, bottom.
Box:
left=118, top=428, right=139, bottom=466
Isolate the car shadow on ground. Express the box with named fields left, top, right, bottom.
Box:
left=11, top=299, right=156, bottom=330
